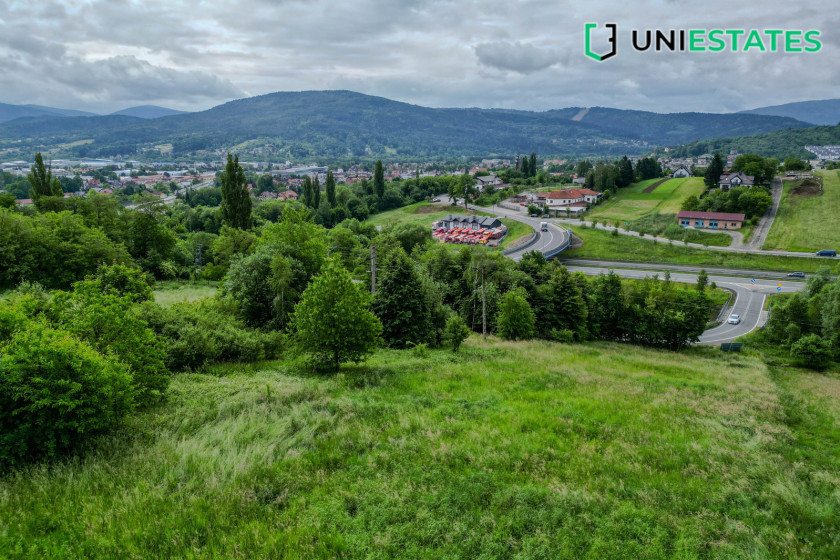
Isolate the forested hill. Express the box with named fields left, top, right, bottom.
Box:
left=739, top=98, right=840, bottom=126
left=664, top=123, right=840, bottom=160
left=0, top=90, right=812, bottom=160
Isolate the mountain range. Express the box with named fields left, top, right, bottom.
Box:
left=1, top=91, right=838, bottom=161
left=739, top=99, right=840, bottom=126
left=0, top=103, right=185, bottom=124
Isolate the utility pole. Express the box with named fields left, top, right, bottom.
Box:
left=481, top=265, right=487, bottom=340
left=370, top=245, right=377, bottom=294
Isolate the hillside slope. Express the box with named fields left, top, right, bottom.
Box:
left=665, top=123, right=840, bottom=160
left=740, top=98, right=840, bottom=126
left=0, top=90, right=812, bottom=160
left=1, top=339, right=837, bottom=558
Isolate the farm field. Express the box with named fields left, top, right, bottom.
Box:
left=2, top=339, right=838, bottom=558
left=763, top=171, right=840, bottom=252
left=564, top=225, right=840, bottom=273
left=589, top=177, right=706, bottom=222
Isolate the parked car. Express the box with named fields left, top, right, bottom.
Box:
left=542, top=214, right=550, bottom=219
left=727, top=314, right=741, bottom=325
left=787, top=272, right=806, bottom=278
left=529, top=213, right=538, bottom=217
left=816, top=249, right=837, bottom=257
left=431, top=197, right=440, bottom=202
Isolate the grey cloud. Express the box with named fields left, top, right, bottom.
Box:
left=474, top=41, right=559, bottom=73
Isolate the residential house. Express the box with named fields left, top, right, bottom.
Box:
left=677, top=210, right=744, bottom=230
left=475, top=174, right=503, bottom=192
left=672, top=165, right=691, bottom=178
left=718, top=172, right=754, bottom=191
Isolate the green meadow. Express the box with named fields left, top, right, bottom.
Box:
left=1, top=339, right=838, bottom=558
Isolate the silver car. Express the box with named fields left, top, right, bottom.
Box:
left=727, top=314, right=741, bottom=325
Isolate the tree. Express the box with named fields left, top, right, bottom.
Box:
left=704, top=153, right=724, bottom=188
left=534, top=265, right=588, bottom=340
left=696, top=269, right=708, bottom=293
left=302, top=176, right=313, bottom=207
left=312, top=176, right=321, bottom=209
left=219, top=154, right=252, bottom=229
left=325, top=170, right=337, bottom=207
left=495, top=288, right=535, bottom=340
left=256, top=174, right=274, bottom=194
left=290, top=257, right=382, bottom=371
left=783, top=157, right=808, bottom=171
left=443, top=315, right=471, bottom=352
left=529, top=152, right=537, bottom=178
left=372, top=248, right=430, bottom=348
left=790, top=334, right=832, bottom=370
left=374, top=160, right=385, bottom=199
left=28, top=152, right=63, bottom=210
left=617, top=155, right=634, bottom=187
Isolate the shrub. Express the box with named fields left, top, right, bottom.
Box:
left=495, top=288, right=535, bottom=340
left=139, top=299, right=283, bottom=371
left=0, top=324, right=134, bottom=466
left=443, top=315, right=471, bottom=352
left=790, top=334, right=833, bottom=370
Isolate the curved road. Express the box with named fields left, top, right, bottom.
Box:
left=440, top=198, right=805, bottom=343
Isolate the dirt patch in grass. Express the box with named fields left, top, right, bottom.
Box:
left=642, top=178, right=668, bottom=194
left=789, top=178, right=822, bottom=197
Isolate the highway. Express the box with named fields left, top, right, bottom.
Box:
left=439, top=198, right=806, bottom=343
left=560, top=263, right=804, bottom=344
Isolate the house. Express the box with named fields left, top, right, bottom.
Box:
left=718, top=172, right=755, bottom=191
left=677, top=210, right=745, bottom=230
left=576, top=188, right=602, bottom=204
left=571, top=177, right=587, bottom=185
left=279, top=190, right=299, bottom=200
left=672, top=165, right=691, bottom=178
left=433, top=214, right=503, bottom=231
left=543, top=188, right=602, bottom=207
left=475, top=174, right=502, bottom=191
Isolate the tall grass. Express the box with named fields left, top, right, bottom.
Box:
left=1, top=339, right=838, bottom=558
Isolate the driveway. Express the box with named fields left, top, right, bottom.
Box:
left=744, top=176, right=782, bottom=250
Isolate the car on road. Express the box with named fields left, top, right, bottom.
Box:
left=787, top=271, right=806, bottom=278
left=816, top=249, right=837, bottom=257
left=540, top=221, right=548, bottom=232
left=529, top=213, right=538, bottom=217
left=542, top=214, right=550, bottom=219
left=727, top=314, right=741, bottom=325
left=431, top=197, right=440, bottom=202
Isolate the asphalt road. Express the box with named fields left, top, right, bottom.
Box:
left=561, top=264, right=804, bottom=344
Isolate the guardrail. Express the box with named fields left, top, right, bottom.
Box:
left=543, top=226, right=572, bottom=259
left=501, top=232, right=538, bottom=255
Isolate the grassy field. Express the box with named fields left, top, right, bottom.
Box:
left=564, top=225, right=840, bottom=273
left=152, top=281, right=217, bottom=306
left=589, top=178, right=706, bottom=222
left=764, top=172, right=840, bottom=252
left=366, top=202, right=490, bottom=228
left=1, top=339, right=837, bottom=558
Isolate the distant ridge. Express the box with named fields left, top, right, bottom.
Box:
left=0, top=103, right=97, bottom=124
left=0, top=90, right=816, bottom=159
left=739, top=98, right=840, bottom=126
left=110, top=105, right=188, bottom=119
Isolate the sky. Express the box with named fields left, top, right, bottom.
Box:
left=0, top=0, right=837, bottom=114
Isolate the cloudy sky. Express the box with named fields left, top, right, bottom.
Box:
left=0, top=0, right=836, bottom=114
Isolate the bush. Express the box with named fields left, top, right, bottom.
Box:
left=790, top=334, right=833, bottom=370
left=495, top=289, right=535, bottom=340
left=0, top=323, right=134, bottom=466
left=443, top=315, right=471, bottom=352
left=138, top=299, right=283, bottom=371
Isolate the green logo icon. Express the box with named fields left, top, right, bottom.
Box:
left=585, top=23, right=617, bottom=62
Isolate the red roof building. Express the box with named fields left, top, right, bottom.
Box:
left=677, top=211, right=744, bottom=230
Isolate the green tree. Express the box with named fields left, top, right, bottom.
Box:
left=790, top=334, right=832, bottom=370
left=495, top=288, right=535, bottom=340
left=312, top=176, right=321, bottom=209
left=219, top=154, right=252, bottom=229
left=256, top=174, right=274, bottom=194
left=302, top=176, right=313, bottom=207
left=443, top=314, right=471, bottom=352
left=290, top=257, right=382, bottom=371
left=617, top=155, right=634, bottom=187
left=28, top=152, right=64, bottom=211
left=534, top=264, right=588, bottom=340
left=373, top=248, right=430, bottom=348
left=325, top=170, right=337, bottom=207
left=374, top=160, right=385, bottom=199
left=529, top=152, right=537, bottom=178
left=704, top=153, right=724, bottom=188
left=696, top=269, right=708, bottom=293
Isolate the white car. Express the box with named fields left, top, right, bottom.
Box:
left=727, top=314, right=741, bottom=325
